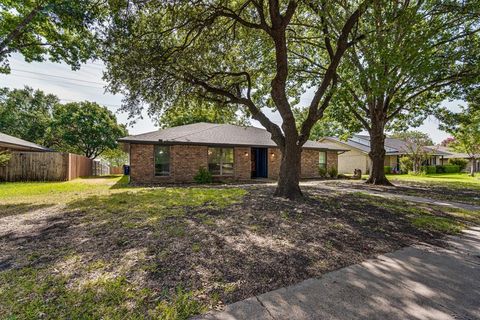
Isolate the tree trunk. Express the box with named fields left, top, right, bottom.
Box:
left=274, top=142, right=303, bottom=200
left=471, top=158, right=477, bottom=177
left=366, top=125, right=393, bottom=186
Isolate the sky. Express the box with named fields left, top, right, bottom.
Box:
left=0, top=53, right=462, bottom=144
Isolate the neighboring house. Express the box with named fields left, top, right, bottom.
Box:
left=0, top=132, right=51, bottom=152
left=435, top=146, right=480, bottom=173
left=319, top=135, right=449, bottom=174
left=119, top=123, right=348, bottom=183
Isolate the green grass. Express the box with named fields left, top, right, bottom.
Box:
left=0, top=267, right=205, bottom=320
left=0, top=175, right=129, bottom=204
left=387, top=173, right=480, bottom=189
left=411, top=216, right=464, bottom=234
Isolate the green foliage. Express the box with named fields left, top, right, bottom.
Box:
left=194, top=167, right=213, bottom=184
left=384, top=166, right=392, bottom=174
left=0, top=150, right=11, bottom=166
left=327, top=166, right=338, bottom=179
left=0, top=86, right=59, bottom=146
left=52, top=101, right=127, bottom=158
left=443, top=165, right=461, bottom=173
left=0, top=0, right=105, bottom=73
left=438, top=89, right=480, bottom=176
left=158, top=97, right=248, bottom=128
left=101, top=148, right=128, bottom=167
left=421, top=166, right=437, bottom=174
left=390, top=131, right=434, bottom=147
left=448, top=158, right=469, bottom=171
left=400, top=156, right=413, bottom=173
left=318, top=166, right=327, bottom=178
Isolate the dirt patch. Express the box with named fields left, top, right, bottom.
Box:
left=2, top=183, right=470, bottom=318
left=323, top=179, right=480, bottom=206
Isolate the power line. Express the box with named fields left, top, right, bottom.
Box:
left=10, top=68, right=107, bottom=85
left=4, top=74, right=106, bottom=89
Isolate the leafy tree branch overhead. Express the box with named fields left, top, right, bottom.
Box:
left=328, top=0, right=480, bottom=185
left=103, top=0, right=370, bottom=199
left=0, top=0, right=106, bottom=73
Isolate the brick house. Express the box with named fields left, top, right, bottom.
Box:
left=119, top=123, right=347, bottom=183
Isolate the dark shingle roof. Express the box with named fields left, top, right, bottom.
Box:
left=322, top=135, right=450, bottom=156
left=0, top=132, right=51, bottom=151
left=119, top=123, right=348, bottom=151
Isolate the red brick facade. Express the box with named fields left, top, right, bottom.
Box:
left=129, top=143, right=339, bottom=184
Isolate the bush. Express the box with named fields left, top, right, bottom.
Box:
left=443, top=165, right=460, bottom=173
left=318, top=166, right=327, bottom=178
left=384, top=166, right=392, bottom=174
left=448, top=158, right=468, bottom=171
left=399, top=156, right=413, bottom=173
left=0, top=151, right=11, bottom=166
left=435, top=165, right=445, bottom=173
left=327, top=166, right=338, bottom=178
left=421, top=165, right=437, bottom=174
left=193, top=167, right=212, bottom=183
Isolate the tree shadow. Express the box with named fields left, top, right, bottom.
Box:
left=0, top=203, right=55, bottom=219
left=0, top=184, right=473, bottom=317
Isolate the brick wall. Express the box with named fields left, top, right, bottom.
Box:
left=268, top=148, right=281, bottom=179
left=327, top=151, right=338, bottom=171
left=234, top=147, right=251, bottom=180
left=171, top=145, right=208, bottom=182
left=129, top=143, right=340, bottom=183
left=301, top=149, right=319, bottom=178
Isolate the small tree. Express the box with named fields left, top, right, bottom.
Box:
left=52, top=102, right=128, bottom=159
left=438, top=90, right=480, bottom=177
left=391, top=131, right=435, bottom=174
left=101, top=148, right=128, bottom=167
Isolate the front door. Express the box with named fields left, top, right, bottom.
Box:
left=251, top=148, right=268, bottom=178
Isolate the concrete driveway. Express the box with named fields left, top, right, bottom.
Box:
left=197, top=227, right=480, bottom=320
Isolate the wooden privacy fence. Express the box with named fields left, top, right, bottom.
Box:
left=110, top=166, right=123, bottom=174
left=0, top=152, right=94, bottom=182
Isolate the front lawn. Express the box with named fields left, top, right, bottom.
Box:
left=388, top=172, right=480, bottom=189
left=0, top=176, right=478, bottom=319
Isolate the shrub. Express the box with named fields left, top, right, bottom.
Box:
left=435, top=165, right=445, bottom=173
left=421, top=165, right=437, bottom=174
left=443, top=165, right=460, bottom=173
left=399, top=156, right=413, bottom=173
left=327, top=166, right=338, bottom=178
left=384, top=166, right=392, bottom=174
left=318, top=166, right=327, bottom=178
left=193, top=167, right=212, bottom=184
left=0, top=151, right=11, bottom=166
left=448, top=158, right=468, bottom=171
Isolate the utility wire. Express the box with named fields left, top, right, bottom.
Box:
left=10, top=68, right=107, bottom=86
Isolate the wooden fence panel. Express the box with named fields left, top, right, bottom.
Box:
left=110, top=166, right=123, bottom=174
left=0, top=152, right=94, bottom=182
left=68, top=154, right=93, bottom=180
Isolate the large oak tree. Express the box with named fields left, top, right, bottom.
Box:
left=329, top=0, right=480, bottom=185
left=103, top=0, right=369, bottom=199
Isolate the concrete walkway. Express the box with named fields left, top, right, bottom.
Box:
left=197, top=227, right=480, bottom=320
left=301, top=181, right=480, bottom=212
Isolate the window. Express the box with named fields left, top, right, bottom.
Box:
left=155, top=146, right=170, bottom=176
left=208, top=148, right=234, bottom=175
left=319, top=151, right=327, bottom=169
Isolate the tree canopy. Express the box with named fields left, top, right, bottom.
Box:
left=103, top=0, right=370, bottom=199
left=0, top=0, right=105, bottom=73
left=157, top=97, right=248, bottom=129
left=0, top=86, right=58, bottom=146
left=52, top=101, right=127, bottom=158
left=324, top=0, right=480, bottom=184
left=0, top=87, right=127, bottom=158
left=438, top=90, right=480, bottom=175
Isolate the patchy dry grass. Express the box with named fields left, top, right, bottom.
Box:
left=0, top=177, right=478, bottom=319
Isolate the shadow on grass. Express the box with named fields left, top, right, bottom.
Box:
left=0, top=203, right=55, bottom=219
left=0, top=185, right=476, bottom=319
